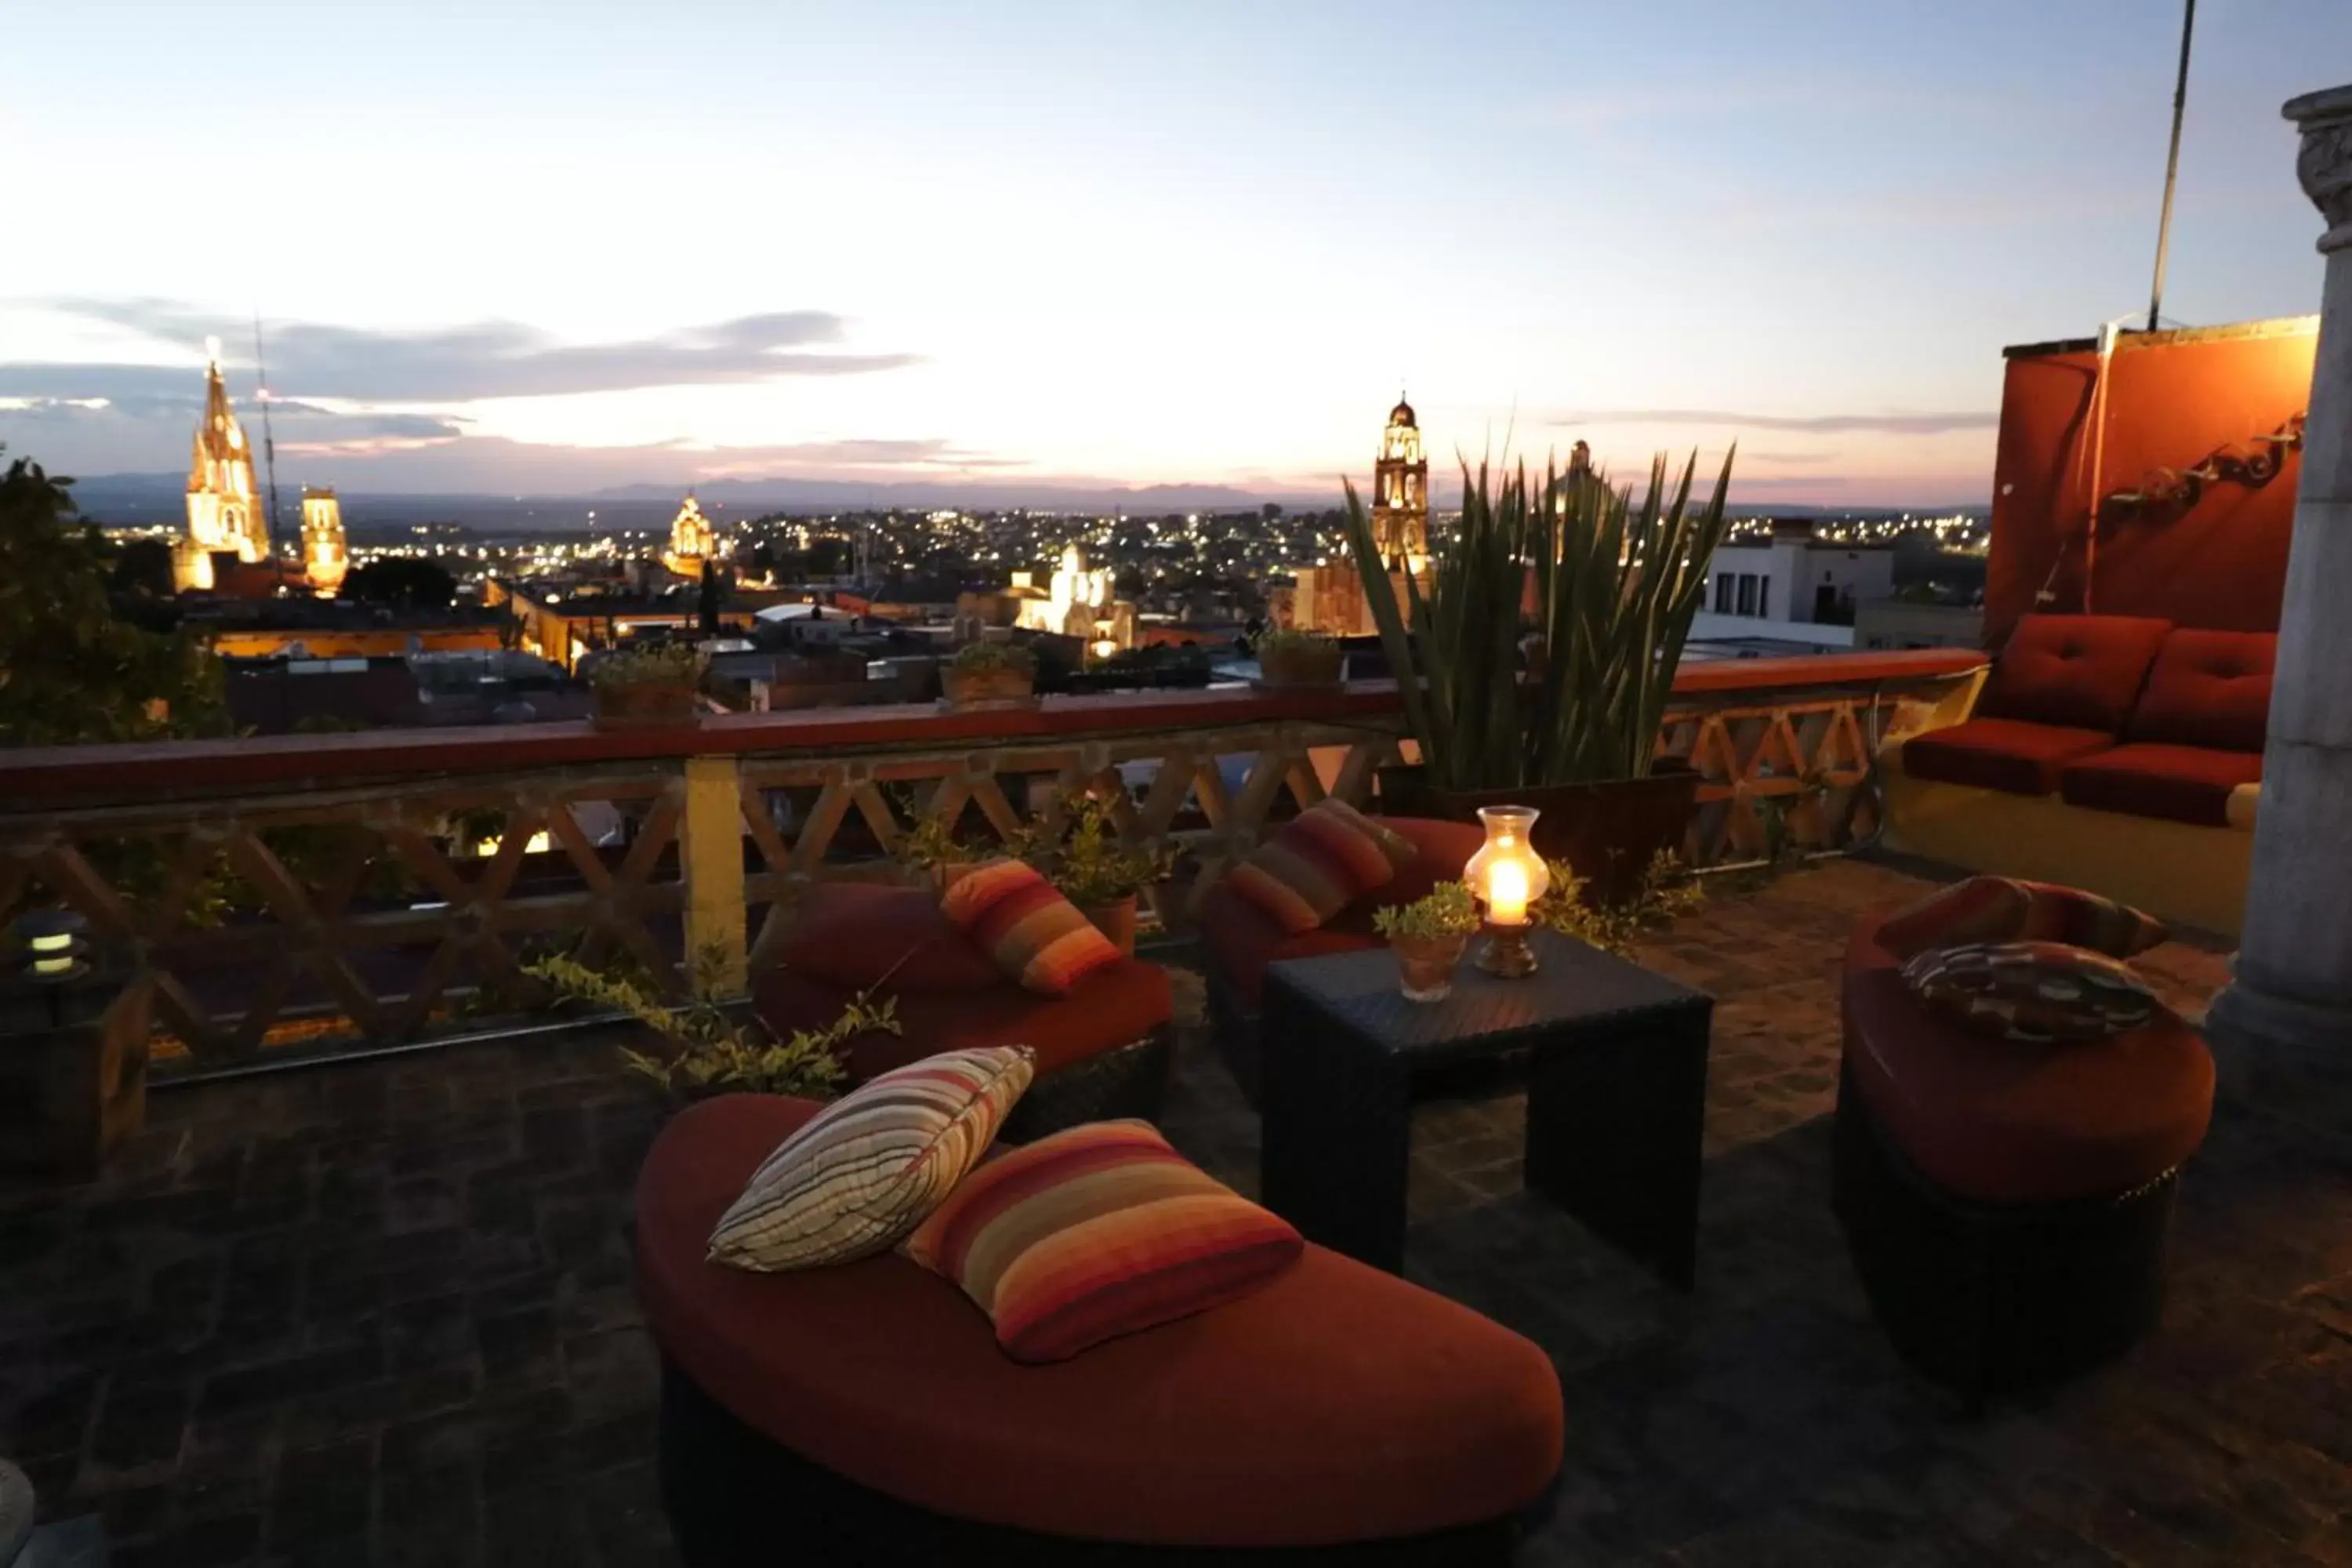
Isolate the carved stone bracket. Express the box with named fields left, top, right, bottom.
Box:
left=2286, top=83, right=2352, bottom=251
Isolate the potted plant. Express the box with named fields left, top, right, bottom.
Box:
left=1371, top=881, right=1481, bottom=1003
left=1253, top=627, right=1345, bottom=689
left=942, top=641, right=1038, bottom=707
left=894, top=800, right=990, bottom=895
left=1014, top=793, right=1168, bottom=954
left=1345, top=446, right=1734, bottom=906
left=521, top=943, right=897, bottom=1102
left=589, top=644, right=707, bottom=731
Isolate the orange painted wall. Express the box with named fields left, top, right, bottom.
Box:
left=1984, top=318, right=2316, bottom=647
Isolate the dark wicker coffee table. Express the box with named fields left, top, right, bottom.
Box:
left=1259, top=927, right=1713, bottom=1287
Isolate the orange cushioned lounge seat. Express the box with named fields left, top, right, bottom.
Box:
left=1834, top=905, right=2214, bottom=1402
left=1901, top=613, right=2173, bottom=796
left=1199, top=815, right=1486, bottom=1103
left=638, top=1094, right=1566, bottom=1566
left=2057, top=630, right=2274, bottom=828
left=753, top=881, right=1172, bottom=1141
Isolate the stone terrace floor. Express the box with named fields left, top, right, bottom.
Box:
left=4, top=856, right=2350, bottom=1566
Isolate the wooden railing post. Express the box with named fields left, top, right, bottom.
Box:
left=680, top=755, right=749, bottom=999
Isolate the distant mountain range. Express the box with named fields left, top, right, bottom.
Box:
left=60, top=470, right=1986, bottom=530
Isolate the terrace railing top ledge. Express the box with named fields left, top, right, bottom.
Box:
left=0, top=648, right=1984, bottom=812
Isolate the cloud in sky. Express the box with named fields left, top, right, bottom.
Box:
left=1551, top=408, right=1999, bottom=436
left=14, top=299, right=920, bottom=403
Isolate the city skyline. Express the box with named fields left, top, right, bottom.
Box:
left=2, top=0, right=2345, bottom=506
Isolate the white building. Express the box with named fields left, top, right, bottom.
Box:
left=1686, top=522, right=1896, bottom=651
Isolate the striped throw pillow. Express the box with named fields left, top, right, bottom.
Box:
left=706, top=1046, right=1034, bottom=1271
left=940, top=858, right=1123, bottom=996
left=1224, top=799, right=1417, bottom=935
left=902, top=1119, right=1305, bottom=1363
left=1901, top=941, right=2161, bottom=1044
left=2013, top=880, right=2168, bottom=958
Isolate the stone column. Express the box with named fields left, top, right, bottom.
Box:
left=2208, top=84, right=2352, bottom=1085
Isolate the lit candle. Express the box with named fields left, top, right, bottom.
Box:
left=1486, top=857, right=1530, bottom=926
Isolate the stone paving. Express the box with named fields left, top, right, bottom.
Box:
left=2, top=856, right=2348, bottom=1566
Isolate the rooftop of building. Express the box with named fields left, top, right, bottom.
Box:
left=7, top=855, right=2346, bottom=1566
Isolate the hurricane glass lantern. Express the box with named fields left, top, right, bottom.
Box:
left=1464, top=805, right=1549, bottom=978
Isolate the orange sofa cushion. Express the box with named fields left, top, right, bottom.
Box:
left=777, top=882, right=1006, bottom=993
left=1840, top=913, right=2212, bottom=1205
left=1977, top=613, right=2172, bottom=733
left=1203, top=816, right=1486, bottom=1010
left=2129, top=629, right=2276, bottom=753
left=754, top=960, right=1170, bottom=1081
left=2060, top=743, right=2263, bottom=829
left=637, top=1094, right=1565, bottom=1548
left=1901, top=718, right=2117, bottom=797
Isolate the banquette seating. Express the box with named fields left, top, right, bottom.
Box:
left=1885, top=614, right=2274, bottom=935
left=1196, top=815, right=1486, bottom=1104
left=1835, top=901, right=2215, bottom=1403
left=637, top=1094, right=1566, bottom=1565
left=753, top=881, right=1173, bottom=1142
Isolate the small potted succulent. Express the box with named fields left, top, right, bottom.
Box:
left=942, top=641, right=1038, bottom=708
left=590, top=644, right=707, bottom=731
left=1016, top=793, right=1170, bottom=954
left=1371, top=881, right=1481, bottom=1003
left=1253, top=627, right=1345, bottom=689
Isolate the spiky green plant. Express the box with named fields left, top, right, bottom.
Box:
left=1343, top=448, right=1734, bottom=788
left=1370, top=880, right=1483, bottom=941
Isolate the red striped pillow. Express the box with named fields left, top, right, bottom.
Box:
left=1224, top=800, right=1417, bottom=935
left=901, top=1119, right=1305, bottom=1363
left=1878, top=876, right=2165, bottom=961
left=940, top=858, right=1123, bottom=996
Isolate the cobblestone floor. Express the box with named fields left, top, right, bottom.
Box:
left=3, top=857, right=2347, bottom=1566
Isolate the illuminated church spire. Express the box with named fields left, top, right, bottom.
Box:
left=660, top=490, right=727, bottom=578
left=174, top=340, right=270, bottom=588
left=1371, top=391, right=1428, bottom=571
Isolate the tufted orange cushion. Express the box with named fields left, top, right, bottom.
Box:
left=1978, top=613, right=2172, bottom=734
left=1840, top=914, right=2212, bottom=1204
left=2129, top=630, right=2277, bottom=753
left=778, top=883, right=1006, bottom=993
left=1901, top=718, right=2118, bottom=796
left=2061, top=742, right=2264, bottom=828
left=755, top=960, right=1171, bottom=1081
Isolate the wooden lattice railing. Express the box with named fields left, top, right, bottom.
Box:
left=0, top=651, right=1984, bottom=1075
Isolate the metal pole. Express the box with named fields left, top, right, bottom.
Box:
left=2147, top=0, right=2197, bottom=332
left=252, top=312, right=282, bottom=556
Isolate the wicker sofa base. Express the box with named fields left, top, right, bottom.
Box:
left=658, top=1358, right=1534, bottom=1566
left=1000, top=1027, right=1173, bottom=1144
left=1831, top=1059, right=2180, bottom=1405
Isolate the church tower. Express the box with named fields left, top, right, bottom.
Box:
left=661, top=491, right=726, bottom=579
left=175, top=343, right=270, bottom=590
left=1371, top=394, right=1428, bottom=571
left=301, top=486, right=348, bottom=597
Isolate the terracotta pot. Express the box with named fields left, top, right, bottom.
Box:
left=1390, top=932, right=1468, bottom=1003
left=592, top=679, right=702, bottom=731
left=1377, top=760, right=1700, bottom=908
left=1078, top=895, right=1139, bottom=956
left=1258, top=641, right=1344, bottom=688
left=942, top=666, right=1035, bottom=706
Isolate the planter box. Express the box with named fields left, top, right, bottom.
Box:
left=1255, top=643, right=1345, bottom=690
left=941, top=668, right=1037, bottom=709
left=1376, top=762, right=1700, bottom=908
left=593, top=681, right=703, bottom=731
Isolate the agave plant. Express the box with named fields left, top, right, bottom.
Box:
left=1343, top=447, right=1734, bottom=789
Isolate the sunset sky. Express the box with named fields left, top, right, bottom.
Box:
left=2, top=0, right=2343, bottom=505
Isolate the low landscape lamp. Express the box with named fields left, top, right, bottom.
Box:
left=1465, top=805, right=1548, bottom=978
left=16, top=909, right=89, bottom=985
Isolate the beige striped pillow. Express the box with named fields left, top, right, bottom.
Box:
left=706, top=1046, right=1035, bottom=1271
